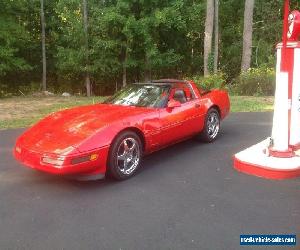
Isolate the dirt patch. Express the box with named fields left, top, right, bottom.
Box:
left=0, top=97, right=60, bottom=120
left=0, top=96, right=103, bottom=122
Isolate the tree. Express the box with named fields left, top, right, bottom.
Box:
left=214, top=0, right=219, bottom=73
left=204, top=0, right=214, bottom=76
left=40, top=0, right=47, bottom=91
left=1, top=0, right=294, bottom=96
left=83, top=0, right=91, bottom=96
left=241, top=0, right=255, bottom=72
left=90, top=1, right=133, bottom=87
left=139, top=0, right=188, bottom=80
left=219, top=0, right=244, bottom=79
left=55, top=0, right=95, bottom=94
left=0, top=1, right=32, bottom=78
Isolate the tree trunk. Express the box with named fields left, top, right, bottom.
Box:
left=122, top=47, right=127, bottom=87
left=83, top=0, right=91, bottom=96
left=40, top=0, right=46, bottom=91
left=144, top=55, right=151, bottom=82
left=204, top=0, right=214, bottom=77
left=85, top=75, right=91, bottom=97
left=122, top=63, right=127, bottom=87
left=214, top=0, right=219, bottom=73
left=241, top=0, right=255, bottom=72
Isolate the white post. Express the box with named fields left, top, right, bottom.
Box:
left=271, top=49, right=289, bottom=152
left=290, top=49, right=300, bottom=146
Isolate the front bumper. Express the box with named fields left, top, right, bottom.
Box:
left=13, top=146, right=110, bottom=176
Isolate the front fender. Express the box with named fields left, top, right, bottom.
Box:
left=75, top=123, right=143, bottom=153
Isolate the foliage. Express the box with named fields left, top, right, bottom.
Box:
left=189, top=72, right=227, bottom=90
left=0, top=0, right=295, bottom=96
left=0, top=2, right=33, bottom=77
left=233, top=67, right=275, bottom=96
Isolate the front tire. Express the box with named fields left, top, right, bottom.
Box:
left=107, top=131, right=142, bottom=180
left=198, top=108, right=220, bottom=143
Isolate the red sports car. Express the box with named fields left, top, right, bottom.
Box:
left=14, top=79, right=230, bottom=180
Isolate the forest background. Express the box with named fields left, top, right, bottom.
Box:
left=1, top=0, right=299, bottom=97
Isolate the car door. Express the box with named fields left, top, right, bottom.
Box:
left=159, top=87, right=205, bottom=147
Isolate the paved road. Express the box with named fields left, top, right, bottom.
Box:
left=0, top=113, right=299, bottom=250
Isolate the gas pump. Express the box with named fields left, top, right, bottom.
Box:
left=234, top=0, right=300, bottom=179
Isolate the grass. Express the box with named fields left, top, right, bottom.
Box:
left=229, top=96, right=274, bottom=112
left=0, top=95, right=274, bottom=130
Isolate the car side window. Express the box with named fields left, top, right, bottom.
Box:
left=170, top=83, right=195, bottom=103
left=171, top=88, right=187, bottom=104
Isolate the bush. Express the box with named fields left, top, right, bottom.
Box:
left=0, top=82, right=40, bottom=97
left=188, top=72, right=227, bottom=90
left=233, top=67, right=275, bottom=96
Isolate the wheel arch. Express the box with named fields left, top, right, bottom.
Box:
left=106, top=127, right=145, bottom=180
left=209, top=105, right=221, bottom=118
left=112, top=127, right=146, bottom=152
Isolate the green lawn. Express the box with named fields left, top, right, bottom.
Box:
left=230, top=96, right=274, bottom=112
left=0, top=95, right=274, bottom=130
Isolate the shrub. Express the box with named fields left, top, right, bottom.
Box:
left=188, top=72, right=227, bottom=90
left=233, top=67, right=275, bottom=96
left=0, top=82, right=40, bottom=97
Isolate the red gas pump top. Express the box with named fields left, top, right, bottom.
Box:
left=281, top=1, right=300, bottom=71
left=287, top=10, right=300, bottom=41
left=278, top=8, right=300, bottom=48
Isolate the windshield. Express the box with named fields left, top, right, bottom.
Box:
left=104, top=84, right=170, bottom=108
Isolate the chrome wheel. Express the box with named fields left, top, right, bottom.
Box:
left=116, top=137, right=140, bottom=175
left=207, top=112, right=220, bottom=139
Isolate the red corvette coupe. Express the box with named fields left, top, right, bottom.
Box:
left=14, top=79, right=230, bottom=180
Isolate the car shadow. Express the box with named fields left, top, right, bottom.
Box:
left=137, top=129, right=237, bottom=177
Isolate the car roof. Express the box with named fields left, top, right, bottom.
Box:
left=151, top=79, right=188, bottom=84
left=133, top=79, right=189, bottom=86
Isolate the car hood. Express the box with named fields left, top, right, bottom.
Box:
left=18, top=104, right=154, bottom=155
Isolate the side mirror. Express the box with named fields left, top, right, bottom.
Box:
left=167, top=99, right=181, bottom=109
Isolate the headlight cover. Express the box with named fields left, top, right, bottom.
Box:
left=42, top=156, right=65, bottom=166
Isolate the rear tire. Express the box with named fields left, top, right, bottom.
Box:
left=198, top=108, right=220, bottom=143
left=107, top=131, right=142, bottom=181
